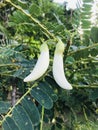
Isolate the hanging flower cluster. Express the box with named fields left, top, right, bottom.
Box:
left=24, top=40, right=72, bottom=90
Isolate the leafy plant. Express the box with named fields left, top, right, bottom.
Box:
left=0, top=0, right=98, bottom=130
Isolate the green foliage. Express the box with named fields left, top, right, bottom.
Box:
left=1, top=80, right=57, bottom=130
left=0, top=0, right=98, bottom=130
left=90, top=27, right=98, bottom=43
left=0, top=102, right=11, bottom=114
left=80, top=0, right=98, bottom=39
left=3, top=117, right=19, bottom=130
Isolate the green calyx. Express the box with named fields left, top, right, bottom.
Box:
left=40, top=43, right=48, bottom=52
left=55, top=39, right=65, bottom=54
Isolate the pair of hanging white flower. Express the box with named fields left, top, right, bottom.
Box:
left=24, top=39, right=72, bottom=90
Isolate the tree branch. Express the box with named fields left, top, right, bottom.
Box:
left=5, top=0, right=57, bottom=41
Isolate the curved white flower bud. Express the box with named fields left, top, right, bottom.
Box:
left=53, top=39, right=72, bottom=90
left=24, top=43, right=49, bottom=82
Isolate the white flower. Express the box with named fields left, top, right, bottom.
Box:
left=53, top=39, right=72, bottom=90
left=24, top=43, right=49, bottom=82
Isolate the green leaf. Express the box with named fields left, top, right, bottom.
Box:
left=30, top=86, right=53, bottom=109
left=81, top=14, right=91, bottom=19
left=54, top=25, right=64, bottom=33
left=10, top=10, right=30, bottom=24
left=29, top=3, right=41, bottom=16
left=81, top=11, right=92, bottom=16
left=82, top=4, right=92, bottom=11
left=89, top=89, right=98, bottom=101
left=17, top=0, right=28, bottom=9
left=90, top=27, right=98, bottom=43
left=0, top=101, right=10, bottom=114
left=0, top=23, right=9, bottom=36
left=13, top=68, right=24, bottom=78
left=21, top=96, right=40, bottom=126
left=2, top=117, right=19, bottom=130
left=81, top=20, right=91, bottom=29
left=12, top=105, right=34, bottom=130
left=71, top=48, right=89, bottom=60
left=65, top=56, right=75, bottom=64
left=38, top=81, right=58, bottom=102
left=45, top=76, right=59, bottom=89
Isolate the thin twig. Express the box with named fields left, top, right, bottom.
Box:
left=40, top=106, right=45, bottom=130
left=68, top=43, right=98, bottom=56
left=72, top=84, right=98, bottom=88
